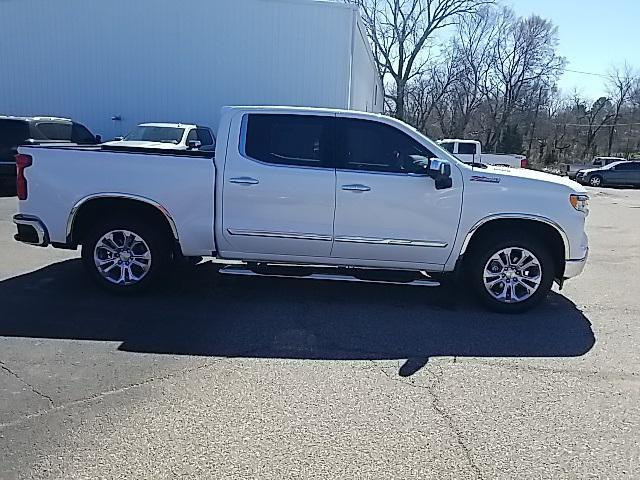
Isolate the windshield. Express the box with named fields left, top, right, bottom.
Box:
left=124, top=126, right=185, bottom=144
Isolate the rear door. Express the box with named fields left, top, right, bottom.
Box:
left=220, top=112, right=336, bottom=258
left=332, top=116, right=463, bottom=267
left=606, top=162, right=634, bottom=185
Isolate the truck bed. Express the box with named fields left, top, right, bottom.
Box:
left=17, top=145, right=217, bottom=256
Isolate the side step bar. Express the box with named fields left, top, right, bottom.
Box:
left=218, top=265, right=441, bottom=287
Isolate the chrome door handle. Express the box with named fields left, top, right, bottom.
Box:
left=342, top=184, right=371, bottom=192
left=229, top=177, right=259, bottom=185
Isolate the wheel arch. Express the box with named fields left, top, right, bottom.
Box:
left=459, top=215, right=569, bottom=279
left=66, top=193, right=179, bottom=246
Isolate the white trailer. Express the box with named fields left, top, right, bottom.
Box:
left=0, top=0, right=383, bottom=139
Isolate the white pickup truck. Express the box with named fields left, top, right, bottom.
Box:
left=438, top=139, right=528, bottom=169
left=13, top=107, right=589, bottom=312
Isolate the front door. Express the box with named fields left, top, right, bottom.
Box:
left=221, top=113, right=336, bottom=258
left=331, top=116, right=463, bottom=267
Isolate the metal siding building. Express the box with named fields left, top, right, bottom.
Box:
left=0, top=0, right=383, bottom=139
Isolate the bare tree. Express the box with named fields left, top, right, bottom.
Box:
left=347, top=0, right=493, bottom=120
left=482, top=9, right=565, bottom=151
left=437, top=5, right=497, bottom=137
left=576, top=97, right=614, bottom=159
left=606, top=63, right=638, bottom=155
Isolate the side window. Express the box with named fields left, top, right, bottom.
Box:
left=245, top=114, right=331, bottom=167
left=35, top=122, right=72, bottom=141
left=196, top=128, right=214, bottom=146
left=440, top=142, right=455, bottom=153
left=457, top=143, right=477, bottom=155
left=71, top=123, right=97, bottom=144
left=614, top=162, right=632, bottom=171
left=0, top=120, right=29, bottom=146
left=593, top=159, right=603, bottom=166
left=336, top=118, right=433, bottom=174
left=186, top=129, right=198, bottom=143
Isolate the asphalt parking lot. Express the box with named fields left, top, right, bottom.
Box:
left=0, top=188, right=639, bottom=479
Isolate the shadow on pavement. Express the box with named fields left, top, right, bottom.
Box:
left=0, top=259, right=595, bottom=376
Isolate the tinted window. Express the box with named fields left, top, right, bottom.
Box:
left=0, top=120, right=29, bottom=145
left=336, top=118, right=433, bottom=174
left=458, top=143, right=477, bottom=155
left=440, top=142, right=455, bottom=153
left=245, top=114, right=331, bottom=167
left=36, top=122, right=72, bottom=141
left=614, top=162, right=637, bottom=171
left=196, top=128, right=214, bottom=146
left=71, top=123, right=97, bottom=144
left=186, top=129, right=198, bottom=143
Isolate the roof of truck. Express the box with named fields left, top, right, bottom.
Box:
left=439, top=139, right=481, bottom=144
left=138, top=123, right=197, bottom=129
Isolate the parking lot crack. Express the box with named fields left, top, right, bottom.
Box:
left=0, top=355, right=241, bottom=431
left=371, top=361, right=484, bottom=480
left=0, top=360, right=54, bottom=408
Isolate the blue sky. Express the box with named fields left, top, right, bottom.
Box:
left=508, top=0, right=639, bottom=99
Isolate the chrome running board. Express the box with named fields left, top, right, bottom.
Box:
left=218, top=265, right=440, bottom=287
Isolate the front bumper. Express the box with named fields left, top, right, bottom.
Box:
left=564, top=249, right=589, bottom=279
left=13, top=214, right=49, bottom=246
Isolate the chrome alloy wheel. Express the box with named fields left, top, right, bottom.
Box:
left=93, top=230, right=152, bottom=285
left=483, top=247, right=542, bottom=304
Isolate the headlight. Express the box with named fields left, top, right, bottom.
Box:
left=570, top=194, right=589, bottom=215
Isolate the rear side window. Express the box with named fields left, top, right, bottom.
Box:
left=71, top=123, right=97, bottom=144
left=35, top=122, right=72, bottom=141
left=614, top=162, right=636, bottom=171
left=458, top=143, right=477, bottom=155
left=196, top=129, right=215, bottom=146
left=245, top=114, right=331, bottom=167
left=0, top=120, right=29, bottom=146
left=439, top=142, right=455, bottom=153
left=335, top=118, right=433, bottom=174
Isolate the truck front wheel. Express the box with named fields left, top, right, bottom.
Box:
left=468, top=235, right=555, bottom=313
left=81, top=217, right=170, bottom=292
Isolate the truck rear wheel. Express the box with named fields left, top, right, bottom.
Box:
left=468, top=234, right=555, bottom=313
left=81, top=217, right=171, bottom=292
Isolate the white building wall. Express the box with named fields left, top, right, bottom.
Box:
left=349, top=15, right=384, bottom=113
left=0, top=0, right=380, bottom=139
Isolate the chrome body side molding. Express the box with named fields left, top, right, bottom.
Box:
left=227, top=228, right=332, bottom=242
left=335, top=236, right=448, bottom=248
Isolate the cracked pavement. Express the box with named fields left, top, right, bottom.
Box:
left=0, top=188, right=639, bottom=479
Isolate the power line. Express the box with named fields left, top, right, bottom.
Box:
left=556, top=122, right=640, bottom=127
left=564, top=68, right=608, bottom=78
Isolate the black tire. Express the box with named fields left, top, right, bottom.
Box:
left=467, top=233, right=555, bottom=313
left=589, top=175, right=603, bottom=187
left=81, top=216, right=172, bottom=293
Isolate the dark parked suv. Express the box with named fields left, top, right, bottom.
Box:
left=576, top=161, right=640, bottom=188
left=0, top=116, right=100, bottom=194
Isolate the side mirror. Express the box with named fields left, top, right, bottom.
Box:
left=428, top=158, right=453, bottom=190
left=187, top=140, right=202, bottom=150
left=95, top=135, right=102, bottom=144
